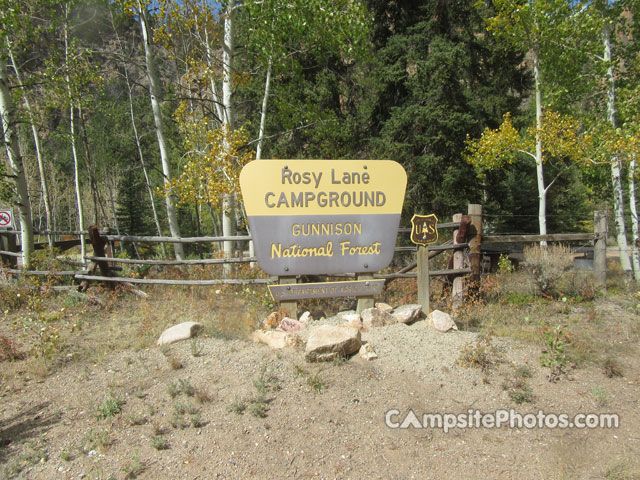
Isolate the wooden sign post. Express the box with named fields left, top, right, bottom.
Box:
left=410, top=214, right=438, bottom=314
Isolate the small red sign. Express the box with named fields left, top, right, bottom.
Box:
left=0, top=210, right=13, bottom=228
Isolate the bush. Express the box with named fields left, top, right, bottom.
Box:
left=522, top=244, right=574, bottom=297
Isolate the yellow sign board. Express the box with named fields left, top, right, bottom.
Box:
left=240, top=160, right=407, bottom=275
left=241, top=160, right=406, bottom=216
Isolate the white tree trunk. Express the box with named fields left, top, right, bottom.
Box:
left=628, top=154, right=640, bottom=280
left=6, top=38, right=52, bottom=247
left=604, top=25, right=632, bottom=274
left=109, top=8, right=165, bottom=256
left=64, top=16, right=86, bottom=263
left=533, top=47, right=547, bottom=245
left=221, top=4, right=235, bottom=270
left=203, top=21, right=225, bottom=124
left=246, top=56, right=274, bottom=265
left=125, top=71, right=166, bottom=256
left=256, top=56, right=272, bottom=161
left=138, top=4, right=184, bottom=260
left=0, top=49, right=33, bottom=267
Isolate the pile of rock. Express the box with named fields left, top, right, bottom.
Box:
left=155, top=305, right=458, bottom=361
left=248, top=303, right=457, bottom=362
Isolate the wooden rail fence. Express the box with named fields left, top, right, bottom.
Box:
left=0, top=205, right=609, bottom=313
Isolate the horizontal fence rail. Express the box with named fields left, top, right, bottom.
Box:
left=84, top=256, right=256, bottom=265
left=483, top=233, right=596, bottom=244
left=1, top=207, right=610, bottom=304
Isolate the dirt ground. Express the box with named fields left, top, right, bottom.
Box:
left=1, top=286, right=639, bottom=480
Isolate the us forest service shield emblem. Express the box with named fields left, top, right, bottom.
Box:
left=410, top=214, right=438, bottom=246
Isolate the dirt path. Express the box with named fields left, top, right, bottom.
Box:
left=2, top=302, right=639, bottom=479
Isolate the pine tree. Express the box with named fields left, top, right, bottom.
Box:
left=366, top=0, right=529, bottom=218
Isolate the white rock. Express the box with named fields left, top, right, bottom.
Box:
left=342, top=316, right=363, bottom=330
left=392, top=304, right=423, bottom=324
left=359, top=343, right=378, bottom=360
left=428, top=310, right=458, bottom=332
left=337, top=310, right=357, bottom=320
left=157, top=322, right=203, bottom=346
left=375, top=302, right=393, bottom=313
left=305, top=325, right=361, bottom=362
left=299, top=311, right=313, bottom=324
left=251, top=330, right=292, bottom=349
left=361, top=308, right=395, bottom=329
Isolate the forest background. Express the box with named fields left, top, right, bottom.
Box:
left=1, top=0, right=640, bottom=277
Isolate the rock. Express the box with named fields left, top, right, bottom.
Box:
left=359, top=343, right=378, bottom=360
left=375, top=302, right=393, bottom=313
left=361, top=308, right=395, bottom=329
left=157, top=322, right=203, bottom=346
left=251, top=330, right=291, bottom=349
left=392, top=304, right=423, bottom=324
left=305, top=325, right=361, bottom=362
left=340, top=312, right=361, bottom=322
left=342, top=315, right=363, bottom=330
left=299, top=311, right=313, bottom=324
left=428, top=310, right=458, bottom=332
left=264, top=311, right=282, bottom=329
left=286, top=334, right=304, bottom=349
left=280, top=317, right=304, bottom=332
left=337, top=310, right=357, bottom=320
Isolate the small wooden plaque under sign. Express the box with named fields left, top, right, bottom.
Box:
left=269, top=280, right=385, bottom=301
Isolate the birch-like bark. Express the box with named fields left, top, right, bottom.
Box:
left=221, top=3, right=235, bottom=270
left=138, top=3, right=184, bottom=260
left=255, top=56, right=272, bottom=161
left=109, top=10, right=165, bottom=255
left=6, top=38, right=52, bottom=247
left=0, top=49, right=33, bottom=267
left=202, top=21, right=225, bottom=123
left=126, top=80, right=166, bottom=257
left=628, top=154, right=640, bottom=280
left=604, top=24, right=632, bottom=274
left=64, top=14, right=86, bottom=263
left=533, top=46, right=547, bottom=246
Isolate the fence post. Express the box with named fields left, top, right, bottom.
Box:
left=417, top=246, right=430, bottom=314
left=468, top=204, right=483, bottom=297
left=278, top=276, right=297, bottom=318
left=451, top=214, right=464, bottom=309
left=356, top=273, right=375, bottom=314
left=594, top=211, right=607, bottom=291
left=0, top=231, right=18, bottom=268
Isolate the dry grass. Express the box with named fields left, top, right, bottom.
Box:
left=0, top=272, right=271, bottom=382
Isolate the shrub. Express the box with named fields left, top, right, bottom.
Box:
left=458, top=335, right=502, bottom=371
left=96, top=393, right=125, bottom=420
left=539, top=323, right=569, bottom=382
left=522, top=244, right=574, bottom=297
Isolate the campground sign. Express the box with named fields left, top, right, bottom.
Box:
left=240, top=160, right=407, bottom=276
